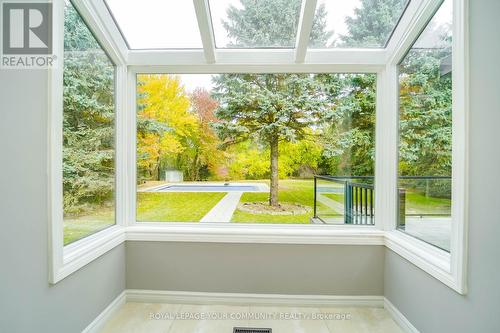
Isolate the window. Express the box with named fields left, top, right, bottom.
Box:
left=309, top=0, right=410, bottom=48
left=63, top=1, right=116, bottom=245
left=135, top=73, right=375, bottom=225
left=105, top=0, right=203, bottom=49
left=397, top=0, right=453, bottom=251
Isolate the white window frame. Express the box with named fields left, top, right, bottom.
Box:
left=126, top=65, right=386, bottom=248
left=48, top=0, right=127, bottom=283
left=383, top=0, right=469, bottom=294
left=49, top=0, right=468, bottom=295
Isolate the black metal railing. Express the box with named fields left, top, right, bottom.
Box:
left=345, top=181, right=375, bottom=224
left=313, top=175, right=451, bottom=225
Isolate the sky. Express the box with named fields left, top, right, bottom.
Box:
left=106, top=0, right=204, bottom=49
left=178, top=74, right=215, bottom=92
left=414, top=0, right=453, bottom=49
left=317, top=0, right=360, bottom=46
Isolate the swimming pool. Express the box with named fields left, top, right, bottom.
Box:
left=152, top=184, right=261, bottom=192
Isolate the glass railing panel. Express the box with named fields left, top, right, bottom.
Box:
left=315, top=177, right=345, bottom=224
left=397, top=177, right=452, bottom=251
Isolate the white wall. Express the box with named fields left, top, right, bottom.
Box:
left=0, top=69, right=126, bottom=332
left=384, top=0, right=500, bottom=331
left=126, top=242, right=385, bottom=295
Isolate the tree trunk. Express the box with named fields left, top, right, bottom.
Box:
left=155, top=157, right=160, bottom=181
left=193, top=152, right=200, bottom=181
left=269, top=137, right=279, bottom=206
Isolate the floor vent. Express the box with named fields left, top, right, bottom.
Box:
left=233, top=328, right=272, bottom=333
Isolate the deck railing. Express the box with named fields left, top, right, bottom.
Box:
left=396, top=175, right=452, bottom=227
left=313, top=175, right=451, bottom=225
left=345, top=180, right=375, bottom=225
left=313, top=175, right=374, bottom=225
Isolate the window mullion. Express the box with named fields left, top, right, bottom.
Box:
left=375, top=65, right=399, bottom=231
left=193, top=0, right=216, bottom=63
left=127, top=71, right=137, bottom=226
left=115, top=65, right=128, bottom=227
left=295, top=0, right=317, bottom=63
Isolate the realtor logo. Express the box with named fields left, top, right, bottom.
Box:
left=1, top=1, right=55, bottom=68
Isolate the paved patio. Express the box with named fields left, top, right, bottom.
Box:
left=402, top=217, right=451, bottom=251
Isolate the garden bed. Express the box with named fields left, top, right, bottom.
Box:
left=237, top=202, right=311, bottom=215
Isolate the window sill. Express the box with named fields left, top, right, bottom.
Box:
left=125, top=223, right=385, bottom=245
left=384, top=230, right=465, bottom=294
left=51, top=225, right=126, bottom=284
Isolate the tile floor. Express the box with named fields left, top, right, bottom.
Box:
left=100, top=302, right=403, bottom=333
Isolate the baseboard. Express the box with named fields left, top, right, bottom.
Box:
left=82, top=291, right=126, bottom=333
left=125, top=289, right=384, bottom=307
left=384, top=297, right=420, bottom=333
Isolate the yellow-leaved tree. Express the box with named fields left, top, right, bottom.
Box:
left=137, top=74, right=199, bottom=181
left=137, top=75, right=224, bottom=182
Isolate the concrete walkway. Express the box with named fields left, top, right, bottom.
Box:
left=199, top=191, right=243, bottom=223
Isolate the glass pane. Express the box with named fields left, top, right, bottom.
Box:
left=315, top=177, right=375, bottom=225
left=209, top=0, right=302, bottom=48
left=397, top=0, right=452, bottom=251
left=309, top=0, right=409, bottom=48
left=63, top=1, right=116, bottom=245
left=136, top=73, right=375, bottom=224
left=105, top=0, right=203, bottom=49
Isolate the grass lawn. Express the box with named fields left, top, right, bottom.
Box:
left=232, top=179, right=320, bottom=224
left=405, top=191, right=451, bottom=215
left=137, top=192, right=226, bottom=222
left=64, top=180, right=451, bottom=244
left=323, top=193, right=344, bottom=203
left=64, top=207, right=114, bottom=245
left=323, top=189, right=450, bottom=216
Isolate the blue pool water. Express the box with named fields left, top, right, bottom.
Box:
left=153, top=184, right=259, bottom=192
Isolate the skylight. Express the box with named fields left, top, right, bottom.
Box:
left=105, top=0, right=203, bottom=49
left=309, top=0, right=410, bottom=48
left=208, top=0, right=302, bottom=48
left=104, top=0, right=411, bottom=51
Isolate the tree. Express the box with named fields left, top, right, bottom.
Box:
left=213, top=0, right=333, bottom=206
left=136, top=75, right=198, bottom=181
left=222, top=0, right=332, bottom=48
left=137, top=78, right=225, bottom=182
left=278, top=135, right=323, bottom=178
left=213, top=74, right=330, bottom=206
left=227, top=141, right=270, bottom=180
left=317, top=73, right=376, bottom=177
left=62, top=2, right=115, bottom=213
left=340, top=0, right=408, bottom=47
left=188, top=89, right=224, bottom=180
left=398, top=29, right=452, bottom=198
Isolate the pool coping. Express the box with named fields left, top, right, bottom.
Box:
left=138, top=181, right=270, bottom=193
